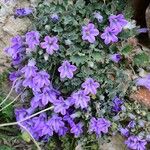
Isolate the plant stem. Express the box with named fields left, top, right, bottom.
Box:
left=18, top=123, right=41, bottom=150
left=0, top=106, right=54, bottom=127
left=0, top=93, right=21, bottom=112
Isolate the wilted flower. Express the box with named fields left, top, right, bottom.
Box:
left=125, top=136, right=147, bottom=150
left=82, top=23, right=99, bottom=43
left=109, top=14, right=128, bottom=31
left=119, top=128, right=129, bottom=137
left=41, top=36, right=59, bottom=55
left=128, top=120, right=136, bottom=129
left=137, top=28, right=149, bottom=34
left=89, top=117, right=111, bottom=135
left=25, top=31, right=40, bottom=49
left=93, top=12, right=103, bottom=23
left=136, top=75, right=150, bottom=90
left=101, top=27, right=119, bottom=44
left=70, top=122, right=83, bottom=138
left=50, top=13, right=59, bottom=23
left=15, top=8, right=32, bottom=17
left=112, top=96, right=123, bottom=113
left=58, top=60, right=77, bottom=79
left=81, top=78, right=100, bottom=95
left=110, top=53, right=122, bottom=63
left=72, top=90, right=90, bottom=109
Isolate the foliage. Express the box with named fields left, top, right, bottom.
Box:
left=1, top=0, right=150, bottom=150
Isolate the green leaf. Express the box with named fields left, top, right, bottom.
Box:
left=22, top=131, right=31, bottom=143
left=0, top=146, right=14, bottom=150
left=91, top=52, right=102, bottom=62
left=75, top=0, right=85, bottom=9
left=121, top=45, right=133, bottom=55
left=133, top=53, right=150, bottom=66
left=70, top=54, right=87, bottom=66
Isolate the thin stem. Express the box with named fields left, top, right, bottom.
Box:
left=0, top=106, right=54, bottom=127
left=0, top=77, right=22, bottom=106
left=0, top=93, right=21, bottom=112
left=18, top=123, right=41, bottom=150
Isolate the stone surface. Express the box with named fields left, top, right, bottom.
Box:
left=2, top=16, right=31, bottom=36
left=130, top=87, right=150, bottom=108
left=0, top=0, right=33, bottom=72
left=100, top=135, right=126, bottom=150
left=146, top=4, right=150, bottom=38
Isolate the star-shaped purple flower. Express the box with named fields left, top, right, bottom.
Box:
left=82, top=23, right=99, bottom=43
left=109, top=14, right=128, bottom=32
left=58, top=60, right=77, bottom=79
left=89, top=117, right=111, bottom=135
left=32, top=71, right=50, bottom=91
left=21, top=59, right=37, bottom=78
left=125, top=136, right=147, bottom=150
left=72, top=90, right=90, bottom=109
left=53, top=97, right=70, bottom=115
left=101, top=27, right=119, bottom=45
left=5, top=35, right=24, bottom=59
left=81, top=78, right=100, bottom=95
left=41, top=36, right=59, bottom=55
left=70, top=122, right=83, bottom=138
left=110, top=53, right=122, bottom=63
left=25, top=31, right=40, bottom=49
left=48, top=115, right=65, bottom=133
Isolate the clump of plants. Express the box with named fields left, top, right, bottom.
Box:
left=0, top=0, right=150, bottom=149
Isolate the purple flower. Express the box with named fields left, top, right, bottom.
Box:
left=70, top=122, right=83, bottom=138
left=136, top=75, right=150, bottom=91
left=110, top=53, right=122, bottom=63
left=12, top=53, right=25, bottom=66
left=53, top=97, right=70, bottom=115
left=5, top=35, right=24, bottom=59
left=22, top=77, right=34, bottom=89
left=25, top=31, right=40, bottom=49
left=72, top=90, right=90, bottom=109
left=81, top=78, right=100, bottom=95
left=89, top=117, right=111, bottom=135
left=63, top=115, right=75, bottom=127
left=58, top=126, right=68, bottom=136
left=82, top=23, right=99, bottom=43
left=137, top=28, right=149, bottom=33
left=50, top=13, right=59, bottom=23
left=32, top=71, right=50, bottom=91
left=41, top=123, right=53, bottom=137
left=31, top=86, right=60, bottom=108
left=48, top=115, right=65, bottom=133
left=58, top=60, right=77, bottom=79
left=21, top=59, right=37, bottom=78
left=112, top=96, right=123, bottom=113
left=109, top=14, right=128, bottom=31
left=9, top=70, right=22, bottom=81
left=15, top=8, right=32, bottom=17
left=119, top=128, right=129, bottom=137
left=41, top=36, right=59, bottom=55
left=101, top=27, right=119, bottom=45
left=128, top=120, right=136, bottom=129
left=93, top=12, right=103, bottom=23
left=125, top=136, right=147, bottom=150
